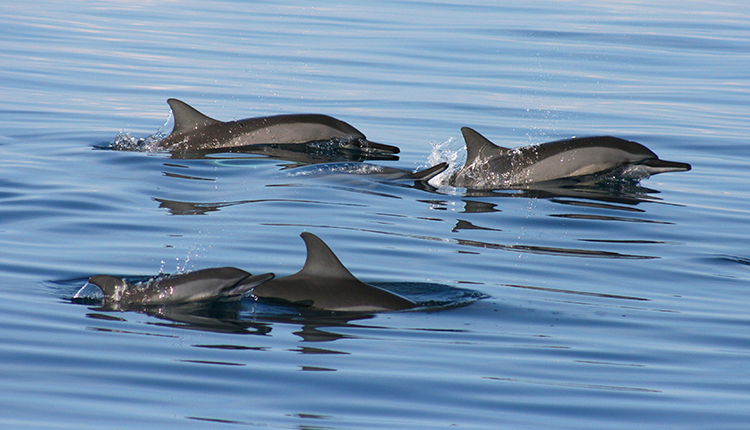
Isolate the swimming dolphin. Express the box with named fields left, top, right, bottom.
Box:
left=363, top=162, right=449, bottom=182
left=249, top=232, right=417, bottom=312
left=157, top=99, right=399, bottom=154
left=451, top=127, right=691, bottom=189
left=88, top=267, right=275, bottom=307
left=298, top=161, right=449, bottom=183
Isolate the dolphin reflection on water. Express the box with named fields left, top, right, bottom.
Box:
left=158, top=99, right=400, bottom=155
left=451, top=127, right=691, bottom=189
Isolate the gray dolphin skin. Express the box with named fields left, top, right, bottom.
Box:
left=373, top=162, right=449, bottom=182
left=250, top=232, right=417, bottom=312
left=88, top=267, right=275, bottom=306
left=309, top=162, right=449, bottom=182
left=157, top=99, right=400, bottom=154
left=452, top=127, right=691, bottom=189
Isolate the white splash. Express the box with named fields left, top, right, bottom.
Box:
left=72, top=282, right=103, bottom=299
left=108, top=112, right=172, bottom=152
left=425, top=136, right=464, bottom=190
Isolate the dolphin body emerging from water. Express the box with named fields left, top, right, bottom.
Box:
left=249, top=232, right=417, bottom=312
left=451, top=127, right=691, bottom=189
left=88, top=267, right=274, bottom=307
left=157, top=99, right=400, bottom=154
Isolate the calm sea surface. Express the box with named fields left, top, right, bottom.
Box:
left=1, top=1, right=749, bottom=428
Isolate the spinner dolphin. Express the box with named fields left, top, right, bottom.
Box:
left=451, top=127, right=691, bottom=189
left=158, top=99, right=399, bottom=154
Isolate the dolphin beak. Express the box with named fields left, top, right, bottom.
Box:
left=641, top=158, right=692, bottom=173
left=359, top=139, right=400, bottom=154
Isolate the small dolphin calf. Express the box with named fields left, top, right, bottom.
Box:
left=249, top=233, right=417, bottom=312
left=451, top=127, right=691, bottom=189
left=88, top=267, right=274, bottom=307
left=157, top=99, right=399, bottom=154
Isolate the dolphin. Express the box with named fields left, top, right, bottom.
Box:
left=451, top=127, right=691, bottom=189
left=157, top=99, right=400, bottom=154
left=296, top=161, right=449, bottom=183
left=249, top=232, right=417, bottom=312
left=360, top=162, right=449, bottom=182
left=88, top=267, right=275, bottom=307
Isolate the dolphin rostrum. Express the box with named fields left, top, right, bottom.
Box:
left=88, top=267, right=274, bottom=307
left=451, top=127, right=691, bottom=189
left=249, top=232, right=417, bottom=312
left=157, top=99, right=400, bottom=154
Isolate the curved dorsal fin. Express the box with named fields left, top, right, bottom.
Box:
left=460, top=127, right=511, bottom=165
left=88, top=275, right=129, bottom=300
left=167, top=99, right=222, bottom=136
left=299, top=232, right=358, bottom=280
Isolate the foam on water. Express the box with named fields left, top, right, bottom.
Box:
left=425, top=136, right=464, bottom=190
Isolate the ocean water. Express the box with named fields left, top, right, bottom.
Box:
left=1, top=0, right=749, bottom=428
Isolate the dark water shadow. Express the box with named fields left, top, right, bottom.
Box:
left=438, top=177, right=685, bottom=234
left=718, top=254, right=750, bottom=267
left=460, top=178, right=669, bottom=212
left=153, top=197, right=366, bottom=216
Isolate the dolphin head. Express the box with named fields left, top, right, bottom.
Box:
left=88, top=267, right=274, bottom=307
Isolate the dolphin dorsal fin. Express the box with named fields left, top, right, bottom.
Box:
left=460, top=127, right=511, bottom=165
left=88, top=275, right=129, bottom=300
left=167, top=99, right=222, bottom=136
left=299, top=232, right=358, bottom=280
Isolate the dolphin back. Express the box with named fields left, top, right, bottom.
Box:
left=167, top=98, right=222, bottom=136
left=159, top=99, right=400, bottom=154
left=461, top=127, right=512, bottom=167
left=252, top=232, right=417, bottom=312
left=152, top=266, right=256, bottom=303
left=298, top=232, right=358, bottom=280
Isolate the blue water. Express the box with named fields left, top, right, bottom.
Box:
left=2, top=0, right=750, bottom=428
